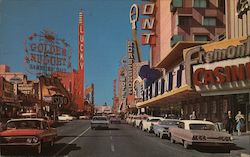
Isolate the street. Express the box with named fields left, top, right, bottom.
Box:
left=2, top=120, right=237, bottom=157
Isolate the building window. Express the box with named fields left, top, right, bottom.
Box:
left=194, top=35, right=209, bottom=41
left=193, top=0, right=207, bottom=8
left=171, top=0, right=183, bottom=12
left=170, top=35, right=183, bottom=47
left=203, top=17, right=216, bottom=26
left=176, top=16, right=192, bottom=26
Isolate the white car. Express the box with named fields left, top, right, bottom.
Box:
left=91, top=116, right=109, bottom=129
left=58, top=114, right=74, bottom=121
left=169, top=120, right=234, bottom=149
left=142, top=117, right=163, bottom=132
left=153, top=119, right=180, bottom=139
left=79, top=115, right=90, bottom=120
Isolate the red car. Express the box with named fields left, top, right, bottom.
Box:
left=0, top=118, right=57, bottom=155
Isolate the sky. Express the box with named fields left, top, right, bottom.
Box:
left=0, top=0, right=150, bottom=106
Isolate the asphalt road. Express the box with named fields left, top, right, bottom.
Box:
left=2, top=120, right=240, bottom=157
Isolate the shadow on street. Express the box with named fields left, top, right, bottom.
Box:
left=0, top=143, right=81, bottom=156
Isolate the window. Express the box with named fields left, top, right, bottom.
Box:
left=177, top=16, right=192, bottom=26
left=170, top=35, right=183, bottom=47
left=42, top=122, right=49, bottom=130
left=189, top=124, right=216, bottom=131
left=203, top=17, right=216, bottom=26
left=178, top=122, right=184, bottom=129
left=171, top=0, right=183, bottom=12
left=193, top=0, right=207, bottom=8
left=194, top=35, right=209, bottom=41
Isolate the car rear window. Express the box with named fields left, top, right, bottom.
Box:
left=93, top=117, right=107, bottom=121
left=189, top=124, right=216, bottom=131
left=149, top=119, right=160, bottom=122
left=160, top=120, right=179, bottom=125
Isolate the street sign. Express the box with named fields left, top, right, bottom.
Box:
left=52, top=95, right=68, bottom=106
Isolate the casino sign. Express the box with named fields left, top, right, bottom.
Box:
left=185, top=36, right=250, bottom=96
left=24, top=29, right=72, bottom=75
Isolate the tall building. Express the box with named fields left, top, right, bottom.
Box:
left=52, top=9, right=85, bottom=112
left=225, top=0, right=250, bottom=39
left=136, top=0, right=227, bottom=120
left=151, top=0, right=225, bottom=67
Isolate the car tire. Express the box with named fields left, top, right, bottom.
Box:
left=183, top=141, right=189, bottom=149
left=160, top=133, right=164, bottom=139
left=170, top=137, right=175, bottom=144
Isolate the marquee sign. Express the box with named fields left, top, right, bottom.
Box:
left=24, top=29, right=72, bottom=75
left=185, top=36, right=250, bottom=96
left=127, top=41, right=135, bottom=95
left=129, top=2, right=156, bottom=45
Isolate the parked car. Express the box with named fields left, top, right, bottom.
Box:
left=58, top=114, right=74, bottom=121
left=169, top=120, right=234, bottom=149
left=135, top=115, right=149, bottom=128
left=142, top=117, right=163, bottom=132
left=153, top=119, right=180, bottom=139
left=109, top=115, right=121, bottom=124
left=126, top=115, right=136, bottom=125
left=0, top=118, right=57, bottom=154
left=79, top=115, right=90, bottom=120
left=91, top=116, right=109, bottom=129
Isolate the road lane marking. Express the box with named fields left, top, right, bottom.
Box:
left=109, top=130, right=111, bottom=134
left=111, top=144, right=115, bottom=152
left=55, top=127, right=90, bottom=156
left=110, top=136, right=113, bottom=140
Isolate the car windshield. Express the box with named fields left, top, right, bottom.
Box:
left=160, top=120, right=179, bottom=125
left=149, top=119, right=160, bottom=122
left=189, top=124, right=216, bottom=131
left=6, top=120, right=41, bottom=129
left=93, top=117, right=107, bottom=121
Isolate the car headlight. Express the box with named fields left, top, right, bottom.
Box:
left=26, top=138, right=32, bottom=143
left=32, top=137, right=39, bottom=143
left=26, top=137, right=39, bottom=143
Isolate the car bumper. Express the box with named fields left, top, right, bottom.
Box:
left=91, top=123, right=109, bottom=128
left=192, top=142, right=234, bottom=147
left=0, top=142, right=41, bottom=147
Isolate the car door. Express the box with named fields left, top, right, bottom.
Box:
left=174, top=122, right=185, bottom=143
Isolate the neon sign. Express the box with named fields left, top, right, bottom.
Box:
left=24, top=29, right=72, bottom=75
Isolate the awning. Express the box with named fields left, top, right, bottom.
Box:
left=136, top=85, right=200, bottom=108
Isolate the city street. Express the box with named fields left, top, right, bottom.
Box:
left=2, top=120, right=240, bottom=157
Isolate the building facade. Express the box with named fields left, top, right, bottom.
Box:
left=136, top=0, right=250, bottom=132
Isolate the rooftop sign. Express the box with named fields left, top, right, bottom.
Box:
left=24, top=29, right=72, bottom=76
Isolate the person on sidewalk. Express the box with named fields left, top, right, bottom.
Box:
left=235, top=111, right=244, bottom=136
left=225, top=111, right=234, bottom=135
left=189, top=111, right=197, bottom=120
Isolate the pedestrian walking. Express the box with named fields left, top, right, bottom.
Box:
left=235, top=111, right=244, bottom=136
left=225, top=111, right=234, bottom=135
left=189, top=111, right=197, bottom=120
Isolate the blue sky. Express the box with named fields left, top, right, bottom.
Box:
left=0, top=0, right=150, bottom=105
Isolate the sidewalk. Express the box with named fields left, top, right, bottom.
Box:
left=230, top=132, right=250, bottom=157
